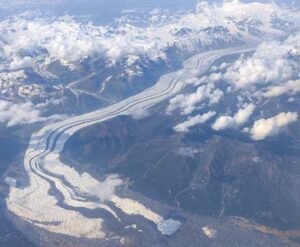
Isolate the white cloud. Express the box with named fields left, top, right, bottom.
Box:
left=258, top=79, right=300, bottom=98
left=167, top=83, right=223, bottom=115
left=2, top=18, right=104, bottom=68
left=174, top=111, right=216, bottom=133
left=0, top=100, right=63, bottom=126
left=0, top=100, right=43, bottom=126
left=1, top=0, right=299, bottom=70
left=0, top=70, right=26, bottom=89
left=10, top=56, right=34, bottom=70
left=177, top=147, right=200, bottom=157
left=223, top=39, right=299, bottom=89
left=195, top=0, right=274, bottom=26
left=131, top=107, right=150, bottom=119
left=250, top=112, right=298, bottom=141
left=85, top=174, right=123, bottom=202
left=212, top=103, right=255, bottom=131
left=5, top=177, right=17, bottom=187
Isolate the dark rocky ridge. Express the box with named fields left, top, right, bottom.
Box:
left=62, top=108, right=300, bottom=238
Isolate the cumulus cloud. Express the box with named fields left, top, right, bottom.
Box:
left=86, top=174, right=123, bottom=202
left=167, top=83, right=223, bottom=115
left=174, top=111, right=216, bottom=132
left=9, top=56, right=34, bottom=70
left=1, top=18, right=104, bottom=68
left=258, top=79, right=300, bottom=98
left=223, top=39, right=299, bottom=89
left=212, top=103, right=255, bottom=131
left=177, top=147, right=200, bottom=157
left=0, top=70, right=26, bottom=88
left=0, top=100, right=43, bottom=126
left=0, top=100, right=63, bottom=126
left=1, top=0, right=298, bottom=70
left=250, top=112, right=298, bottom=140
left=131, top=107, right=150, bottom=119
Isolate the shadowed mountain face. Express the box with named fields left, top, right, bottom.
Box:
left=63, top=110, right=300, bottom=233
left=0, top=127, right=36, bottom=247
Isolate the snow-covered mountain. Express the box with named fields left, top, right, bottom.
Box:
left=0, top=0, right=299, bottom=122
